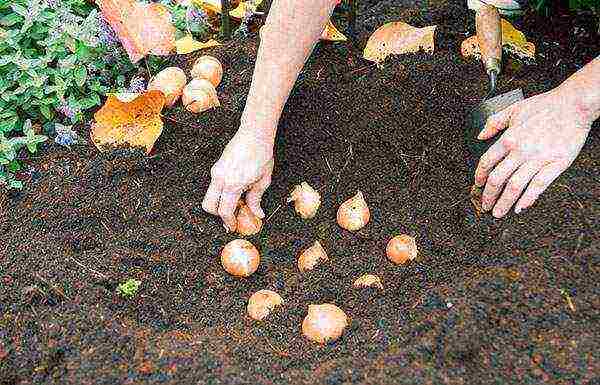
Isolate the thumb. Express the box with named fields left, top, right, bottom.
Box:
left=478, top=103, right=515, bottom=140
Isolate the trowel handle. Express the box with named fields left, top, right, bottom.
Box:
left=476, top=4, right=502, bottom=76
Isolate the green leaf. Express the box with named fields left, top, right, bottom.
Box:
left=7, top=159, right=20, bottom=173
left=40, top=104, right=53, bottom=120
left=10, top=178, right=23, bottom=189
left=0, top=13, right=22, bottom=27
left=0, top=116, right=17, bottom=133
left=73, top=66, right=87, bottom=87
left=11, top=3, right=28, bottom=17
left=0, top=157, right=8, bottom=165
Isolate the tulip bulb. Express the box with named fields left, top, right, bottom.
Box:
left=337, top=191, right=370, bottom=231
left=236, top=201, right=262, bottom=236
left=298, top=241, right=328, bottom=272
left=353, top=274, right=383, bottom=290
left=386, top=234, right=418, bottom=265
left=302, top=304, right=348, bottom=343
left=191, top=55, right=223, bottom=87
left=147, top=67, right=187, bottom=107
left=287, top=182, right=321, bottom=219
left=182, top=78, right=220, bottom=113
left=220, top=239, right=260, bottom=277
left=247, top=290, right=283, bottom=320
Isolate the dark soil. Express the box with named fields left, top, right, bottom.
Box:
left=2, top=1, right=600, bottom=384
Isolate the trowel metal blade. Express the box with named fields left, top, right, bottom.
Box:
left=465, top=88, right=524, bottom=166
left=469, top=88, right=524, bottom=132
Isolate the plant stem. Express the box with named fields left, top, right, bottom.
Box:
left=222, top=0, right=231, bottom=39
left=348, top=0, right=357, bottom=36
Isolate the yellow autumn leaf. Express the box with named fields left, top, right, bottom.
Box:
left=320, top=20, right=347, bottom=42
left=90, top=90, right=166, bottom=154
left=191, top=0, right=263, bottom=18
left=176, top=35, right=221, bottom=54
left=363, top=22, right=437, bottom=64
left=460, top=19, right=535, bottom=61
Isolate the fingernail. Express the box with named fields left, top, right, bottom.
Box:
left=256, top=208, right=265, bottom=219
left=477, top=132, right=484, bottom=140
left=515, top=206, right=522, bottom=214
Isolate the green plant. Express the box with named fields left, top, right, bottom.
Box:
left=0, top=0, right=136, bottom=188
left=117, top=278, right=141, bottom=298
left=0, top=119, right=47, bottom=189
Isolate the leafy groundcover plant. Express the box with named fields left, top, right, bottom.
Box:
left=0, top=0, right=135, bottom=189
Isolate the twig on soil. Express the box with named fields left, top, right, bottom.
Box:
left=161, top=114, right=182, bottom=125
left=264, top=339, right=289, bottom=357
left=332, top=142, right=354, bottom=191
left=323, top=156, right=333, bottom=174
left=557, top=183, right=584, bottom=210
left=265, top=201, right=284, bottom=222
left=559, top=288, right=576, bottom=313
left=70, top=256, right=109, bottom=279
left=345, top=63, right=377, bottom=77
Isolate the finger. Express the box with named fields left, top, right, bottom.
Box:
left=246, top=170, right=272, bottom=219
left=478, top=103, right=515, bottom=140
left=491, top=161, right=542, bottom=218
left=514, top=164, right=564, bottom=214
left=474, top=137, right=510, bottom=187
left=218, top=190, right=242, bottom=233
left=481, top=153, right=522, bottom=212
left=202, top=180, right=223, bottom=215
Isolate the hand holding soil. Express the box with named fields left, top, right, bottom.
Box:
left=202, top=129, right=274, bottom=231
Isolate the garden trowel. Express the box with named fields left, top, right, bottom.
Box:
left=466, top=4, right=524, bottom=164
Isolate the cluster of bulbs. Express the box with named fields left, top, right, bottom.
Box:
left=219, top=182, right=418, bottom=344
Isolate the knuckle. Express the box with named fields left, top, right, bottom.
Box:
left=488, top=175, right=503, bottom=188
left=501, top=136, right=518, bottom=151
left=506, top=181, right=521, bottom=194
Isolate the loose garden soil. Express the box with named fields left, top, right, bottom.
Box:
left=1, top=0, right=599, bottom=384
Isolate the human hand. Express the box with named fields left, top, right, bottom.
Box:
left=474, top=89, right=592, bottom=218
left=202, top=130, right=274, bottom=232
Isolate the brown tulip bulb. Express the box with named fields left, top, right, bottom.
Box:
left=302, top=304, right=348, bottom=343
left=386, top=234, right=418, bottom=265
left=220, top=239, right=260, bottom=277
left=337, top=191, right=370, bottom=231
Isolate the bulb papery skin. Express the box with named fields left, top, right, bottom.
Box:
left=298, top=241, right=328, bottom=272
left=288, top=182, right=321, bottom=219
left=302, top=304, right=348, bottom=343
left=247, top=290, right=283, bottom=320
left=236, top=202, right=262, bottom=236
left=191, top=55, right=223, bottom=87
left=353, top=274, right=383, bottom=289
left=220, top=239, right=260, bottom=277
left=147, top=67, right=187, bottom=107
left=182, top=78, right=220, bottom=113
left=386, top=234, right=418, bottom=265
left=337, top=191, right=370, bottom=231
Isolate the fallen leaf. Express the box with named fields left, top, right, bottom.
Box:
left=320, top=20, right=347, bottom=41
left=363, top=22, right=436, bottom=64
left=175, top=34, right=221, bottom=55
left=90, top=91, right=166, bottom=154
left=460, top=19, right=535, bottom=61
left=98, top=0, right=176, bottom=63
left=229, top=0, right=263, bottom=18
left=192, top=0, right=255, bottom=17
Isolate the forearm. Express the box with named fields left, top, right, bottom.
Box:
left=239, top=0, right=337, bottom=143
left=557, top=56, right=600, bottom=125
